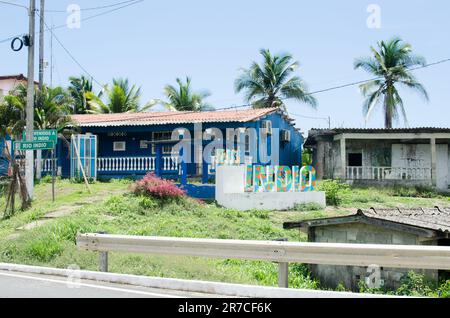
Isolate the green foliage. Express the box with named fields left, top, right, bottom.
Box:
left=389, top=185, right=440, bottom=198
left=235, top=49, right=317, bottom=110
left=293, top=202, right=323, bottom=212
left=437, top=280, right=450, bottom=298
left=395, top=271, right=436, bottom=297
left=150, top=77, right=213, bottom=111
left=354, top=37, right=428, bottom=128
left=317, top=180, right=349, bottom=206
left=25, top=238, right=64, bottom=262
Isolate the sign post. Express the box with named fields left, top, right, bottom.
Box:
left=19, top=129, right=58, bottom=202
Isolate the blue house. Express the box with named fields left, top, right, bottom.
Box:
left=48, top=108, right=303, bottom=182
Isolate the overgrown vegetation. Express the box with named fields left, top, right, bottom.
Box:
left=317, top=179, right=349, bottom=206
left=0, top=179, right=449, bottom=296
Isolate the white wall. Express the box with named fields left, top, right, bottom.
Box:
left=215, top=165, right=326, bottom=211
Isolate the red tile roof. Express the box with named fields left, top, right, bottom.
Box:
left=71, top=108, right=280, bottom=127
left=0, top=74, right=39, bottom=84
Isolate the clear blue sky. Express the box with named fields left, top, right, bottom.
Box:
left=1, top=0, right=449, bottom=133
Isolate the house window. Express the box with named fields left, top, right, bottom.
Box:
left=113, top=141, right=126, bottom=152
left=140, top=140, right=148, bottom=149
left=151, top=132, right=174, bottom=155
left=348, top=153, right=362, bottom=166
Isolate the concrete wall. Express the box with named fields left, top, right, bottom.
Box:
left=215, top=166, right=326, bottom=211
left=313, top=138, right=450, bottom=190
left=308, top=223, right=438, bottom=291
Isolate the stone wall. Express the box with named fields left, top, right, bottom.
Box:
left=308, top=223, right=438, bottom=291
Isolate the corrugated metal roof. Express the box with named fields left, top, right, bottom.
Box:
left=284, top=207, right=450, bottom=234
left=309, top=127, right=450, bottom=134
left=71, top=108, right=280, bottom=127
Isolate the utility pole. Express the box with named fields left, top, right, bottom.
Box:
left=25, top=0, right=36, bottom=199
left=38, top=0, right=44, bottom=89
left=36, top=0, right=45, bottom=180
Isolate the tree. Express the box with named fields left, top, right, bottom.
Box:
left=9, top=84, right=76, bottom=179
left=87, top=78, right=147, bottom=113
left=0, top=94, right=30, bottom=218
left=67, top=75, right=99, bottom=114
left=354, top=37, right=429, bottom=128
left=150, top=77, right=213, bottom=111
left=234, top=49, right=317, bottom=110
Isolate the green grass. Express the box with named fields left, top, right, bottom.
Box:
left=0, top=179, right=449, bottom=295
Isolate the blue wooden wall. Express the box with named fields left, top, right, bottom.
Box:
left=57, top=111, right=303, bottom=178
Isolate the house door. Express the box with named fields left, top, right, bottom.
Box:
left=436, top=144, right=448, bottom=190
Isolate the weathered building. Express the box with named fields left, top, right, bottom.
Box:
left=305, top=128, right=450, bottom=191
left=284, top=207, right=450, bottom=291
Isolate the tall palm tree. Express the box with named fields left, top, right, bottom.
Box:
left=235, top=49, right=317, bottom=110
left=68, top=75, right=99, bottom=114
left=354, top=37, right=429, bottom=128
left=151, top=77, right=213, bottom=111
left=87, top=78, right=146, bottom=113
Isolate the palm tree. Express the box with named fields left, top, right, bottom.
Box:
left=68, top=75, right=99, bottom=114
left=9, top=84, right=76, bottom=180
left=87, top=78, right=146, bottom=113
left=354, top=37, right=429, bottom=128
left=235, top=49, right=317, bottom=110
left=151, top=77, right=213, bottom=111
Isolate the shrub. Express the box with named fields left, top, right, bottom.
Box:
left=131, top=173, right=185, bottom=200
left=395, top=271, right=435, bottom=297
left=25, top=238, right=63, bottom=262
left=390, top=185, right=439, bottom=198
left=317, top=180, right=349, bottom=206
left=293, top=202, right=323, bottom=212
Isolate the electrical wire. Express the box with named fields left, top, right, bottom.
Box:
left=43, top=0, right=141, bottom=13
left=0, top=0, right=144, bottom=44
left=36, top=11, right=104, bottom=87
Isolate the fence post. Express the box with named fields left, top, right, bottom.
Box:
left=98, top=231, right=108, bottom=272
left=274, top=238, right=289, bottom=288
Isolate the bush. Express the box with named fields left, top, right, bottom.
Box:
left=131, top=173, right=185, bottom=200
left=390, top=185, right=439, bottom=198
left=25, top=238, right=63, bottom=262
left=317, top=180, right=349, bottom=206
left=395, top=271, right=435, bottom=297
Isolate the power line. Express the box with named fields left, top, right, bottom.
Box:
left=0, top=0, right=144, bottom=44
left=43, top=0, right=141, bottom=13
left=36, top=11, right=104, bottom=88
left=0, top=0, right=27, bottom=10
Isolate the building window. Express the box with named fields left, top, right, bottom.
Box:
left=113, top=141, right=126, bottom=152
left=140, top=140, right=148, bottom=149
left=151, top=132, right=174, bottom=155
left=348, top=153, right=362, bottom=166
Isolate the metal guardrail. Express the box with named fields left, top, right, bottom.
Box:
left=76, top=233, right=450, bottom=288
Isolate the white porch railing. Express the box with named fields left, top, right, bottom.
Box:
left=97, top=156, right=180, bottom=172
left=346, top=166, right=432, bottom=181
left=35, top=158, right=57, bottom=172
left=162, top=156, right=179, bottom=171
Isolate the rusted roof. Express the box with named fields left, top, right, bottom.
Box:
left=284, top=207, right=450, bottom=237
left=0, top=74, right=39, bottom=84
left=71, top=108, right=280, bottom=127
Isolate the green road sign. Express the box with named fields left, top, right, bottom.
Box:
left=23, top=129, right=58, bottom=143
left=14, top=141, right=55, bottom=151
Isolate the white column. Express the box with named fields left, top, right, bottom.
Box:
left=430, top=138, right=437, bottom=186
left=340, top=137, right=346, bottom=180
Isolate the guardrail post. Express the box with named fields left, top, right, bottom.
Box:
left=278, top=262, right=289, bottom=288
left=274, top=238, right=288, bottom=288
left=98, top=231, right=108, bottom=272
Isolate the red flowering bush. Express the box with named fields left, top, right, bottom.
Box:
left=132, top=173, right=185, bottom=200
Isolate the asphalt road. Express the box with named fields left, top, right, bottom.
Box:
left=0, top=270, right=224, bottom=298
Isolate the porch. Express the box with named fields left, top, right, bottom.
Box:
left=346, top=166, right=432, bottom=181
